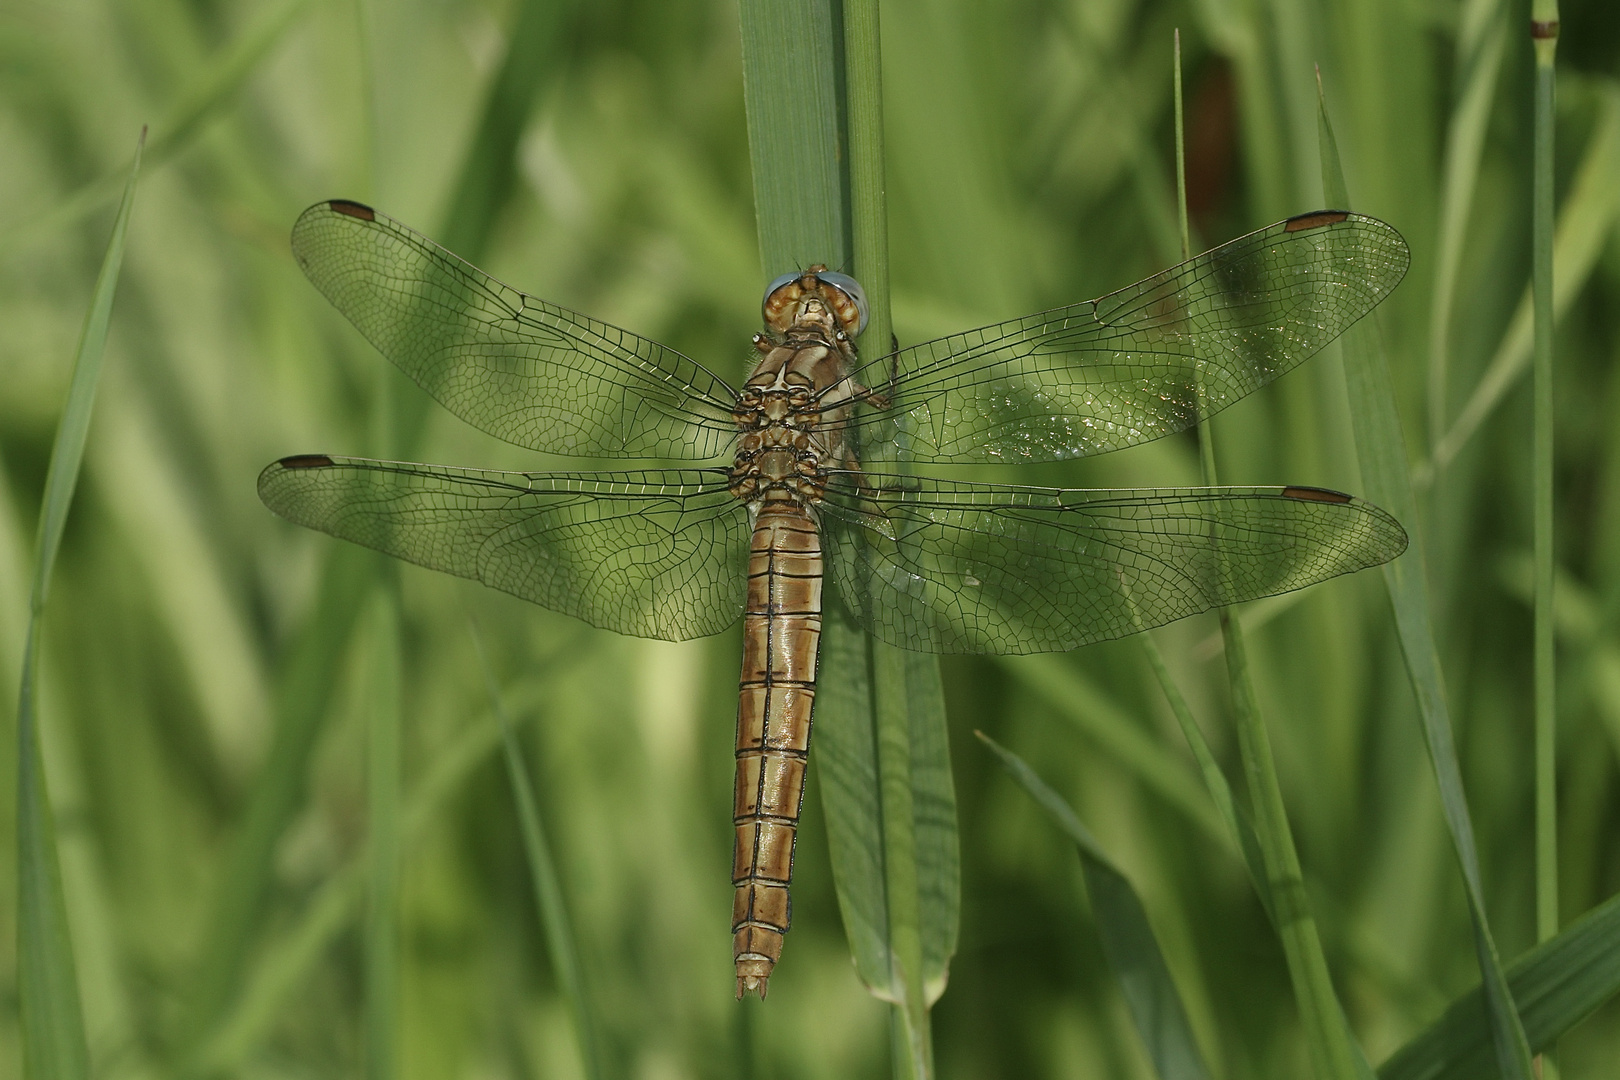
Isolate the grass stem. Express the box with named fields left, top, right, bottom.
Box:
left=1531, top=4, right=1561, bottom=1075
left=16, top=127, right=143, bottom=1080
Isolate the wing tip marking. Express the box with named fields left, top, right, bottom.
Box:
left=328, top=199, right=376, bottom=221
left=277, top=453, right=337, bottom=470
left=1283, top=210, right=1350, bottom=233
left=1281, top=485, right=1352, bottom=504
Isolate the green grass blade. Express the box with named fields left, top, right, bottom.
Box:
left=998, top=656, right=1229, bottom=847
left=363, top=582, right=402, bottom=1080
left=905, top=649, right=958, bottom=1006
left=1221, top=615, right=1366, bottom=1080
left=977, top=732, right=1213, bottom=1080
left=817, top=620, right=959, bottom=1018
left=471, top=627, right=602, bottom=1080
left=1142, top=632, right=1377, bottom=1080
left=1317, top=79, right=1535, bottom=1080
left=16, top=127, right=143, bottom=1080
left=1378, top=890, right=1620, bottom=1080
left=11, top=0, right=313, bottom=251
left=1138, top=636, right=1271, bottom=920
left=1422, top=81, right=1620, bottom=484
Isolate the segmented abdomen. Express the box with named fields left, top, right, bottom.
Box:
left=732, top=501, right=822, bottom=998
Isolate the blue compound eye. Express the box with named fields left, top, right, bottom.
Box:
left=760, top=269, right=870, bottom=336
left=814, top=271, right=868, bottom=335
left=761, top=272, right=800, bottom=305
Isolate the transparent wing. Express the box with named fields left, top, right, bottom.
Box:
left=833, top=212, right=1409, bottom=465
left=818, top=473, right=1407, bottom=654
left=258, top=455, right=750, bottom=640
left=291, top=200, right=740, bottom=459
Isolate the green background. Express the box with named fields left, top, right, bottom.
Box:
left=2, top=0, right=1619, bottom=1076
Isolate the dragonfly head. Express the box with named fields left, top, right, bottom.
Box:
left=762, top=265, right=868, bottom=338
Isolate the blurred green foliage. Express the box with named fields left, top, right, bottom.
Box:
left=2, top=0, right=1620, bottom=1077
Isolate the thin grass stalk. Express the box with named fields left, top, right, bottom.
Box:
left=1426, top=0, right=1509, bottom=453
left=363, top=581, right=402, bottom=1080
left=1531, top=4, right=1561, bottom=1075
left=1531, top=1, right=1560, bottom=947
left=1314, top=77, right=1535, bottom=1080
left=1174, top=43, right=1360, bottom=1080
left=471, top=627, right=602, bottom=1080
left=1417, top=85, right=1620, bottom=486
left=16, top=128, right=143, bottom=1080
left=1138, top=636, right=1270, bottom=918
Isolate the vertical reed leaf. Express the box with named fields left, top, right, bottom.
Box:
left=740, top=3, right=956, bottom=1074
left=17, top=128, right=144, bottom=1080
left=738, top=0, right=847, bottom=274
left=846, top=0, right=955, bottom=1070
left=978, top=732, right=1214, bottom=1080
left=1316, top=79, right=1535, bottom=1080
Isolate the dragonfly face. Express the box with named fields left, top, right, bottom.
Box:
left=260, top=200, right=1412, bottom=996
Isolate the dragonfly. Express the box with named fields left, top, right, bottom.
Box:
left=259, top=199, right=1410, bottom=998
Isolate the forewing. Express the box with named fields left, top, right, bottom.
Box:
left=837, top=212, right=1409, bottom=465
left=818, top=474, right=1407, bottom=654
left=291, top=201, right=739, bottom=459
left=258, top=455, right=749, bottom=640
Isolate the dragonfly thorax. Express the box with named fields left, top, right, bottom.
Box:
left=729, top=332, right=856, bottom=506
